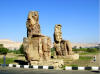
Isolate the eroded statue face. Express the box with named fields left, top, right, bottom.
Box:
left=28, top=11, right=39, bottom=25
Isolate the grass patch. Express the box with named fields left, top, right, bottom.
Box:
left=8, top=50, right=21, bottom=54
left=70, top=64, right=78, bottom=67
left=79, top=56, right=92, bottom=60
left=64, top=56, right=93, bottom=66
left=79, top=51, right=100, bottom=55
left=0, top=58, right=15, bottom=64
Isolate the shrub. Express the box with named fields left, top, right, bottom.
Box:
left=51, top=47, right=55, bottom=52
left=79, top=46, right=82, bottom=49
left=19, top=44, right=24, bottom=54
left=72, top=48, right=87, bottom=52
left=13, top=50, right=21, bottom=54
left=0, top=48, right=8, bottom=55
left=51, top=47, right=56, bottom=56
left=86, top=48, right=97, bottom=52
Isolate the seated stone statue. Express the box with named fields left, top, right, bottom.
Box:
left=54, top=24, right=73, bottom=57
left=23, top=11, right=51, bottom=65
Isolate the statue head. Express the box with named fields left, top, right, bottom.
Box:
left=27, top=11, right=39, bottom=25
left=54, top=24, right=62, bottom=42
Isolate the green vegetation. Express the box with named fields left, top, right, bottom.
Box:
left=8, top=44, right=24, bottom=54
left=73, top=47, right=100, bottom=55
left=79, top=56, right=92, bottom=60
left=0, top=44, right=24, bottom=55
left=0, top=48, right=8, bottom=55
left=8, top=50, right=21, bottom=54
left=72, top=48, right=87, bottom=52
left=19, top=44, right=24, bottom=54
left=0, top=44, right=99, bottom=66
left=64, top=56, right=93, bottom=67
left=70, top=64, right=78, bottom=67
left=0, top=58, right=15, bottom=64
left=86, top=48, right=98, bottom=52
left=74, top=47, right=100, bottom=55
left=51, top=47, right=56, bottom=56
left=79, top=51, right=99, bottom=55
left=0, top=44, right=8, bottom=55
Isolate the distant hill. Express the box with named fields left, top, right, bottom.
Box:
left=71, top=42, right=99, bottom=48
left=0, top=39, right=22, bottom=50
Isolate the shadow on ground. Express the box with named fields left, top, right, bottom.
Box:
left=14, top=60, right=28, bottom=65
left=91, top=71, right=100, bottom=73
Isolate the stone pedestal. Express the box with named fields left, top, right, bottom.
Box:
left=30, top=59, right=64, bottom=69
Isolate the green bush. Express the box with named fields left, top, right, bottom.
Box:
left=51, top=47, right=56, bottom=56
left=13, top=50, right=21, bottom=54
left=73, top=47, right=99, bottom=52
left=19, top=44, right=24, bottom=54
left=8, top=49, right=22, bottom=54
left=0, top=48, right=8, bottom=55
left=86, top=48, right=97, bottom=52
left=72, top=48, right=87, bottom=52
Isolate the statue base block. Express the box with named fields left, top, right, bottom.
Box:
left=30, top=59, right=64, bottom=69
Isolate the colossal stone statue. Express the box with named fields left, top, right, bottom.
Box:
left=54, top=24, right=73, bottom=57
left=23, top=11, right=51, bottom=65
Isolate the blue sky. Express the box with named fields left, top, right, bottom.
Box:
left=0, top=0, right=99, bottom=43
